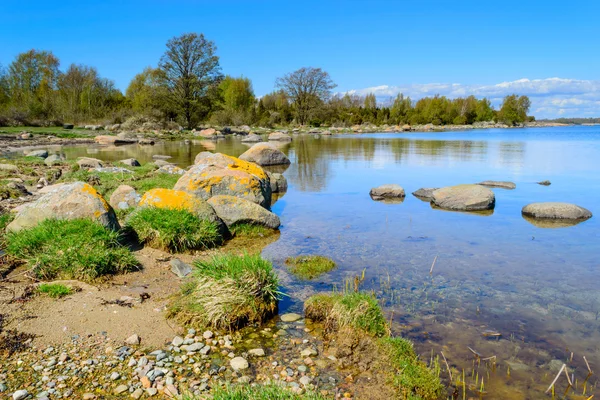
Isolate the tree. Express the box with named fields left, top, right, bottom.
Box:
left=0, top=64, right=9, bottom=110
left=275, top=67, right=336, bottom=125
left=158, top=33, right=222, bottom=129
left=210, top=76, right=256, bottom=125
left=498, top=94, right=531, bottom=125
left=364, top=93, right=377, bottom=110
left=7, top=49, right=60, bottom=119
left=390, top=93, right=412, bottom=124
left=126, top=67, right=171, bottom=117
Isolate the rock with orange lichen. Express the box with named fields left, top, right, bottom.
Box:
left=6, top=182, right=120, bottom=232
left=138, top=188, right=224, bottom=229
left=207, top=195, right=280, bottom=229
left=176, top=152, right=272, bottom=207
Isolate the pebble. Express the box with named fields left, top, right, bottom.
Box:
left=230, top=357, right=249, bottom=371
left=300, top=376, right=312, bottom=386
left=146, top=388, right=158, bottom=396
left=300, top=347, right=318, bottom=357
left=125, top=334, right=140, bottom=345
left=114, top=385, right=129, bottom=394
left=110, top=372, right=120, bottom=380
left=280, top=313, right=302, bottom=322
left=172, top=336, right=184, bottom=347
left=203, top=331, right=214, bottom=339
left=131, top=388, right=144, bottom=399
left=248, top=348, right=265, bottom=357
left=12, top=390, right=28, bottom=400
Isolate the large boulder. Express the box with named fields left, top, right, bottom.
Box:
left=370, top=184, right=405, bottom=200
left=412, top=188, right=439, bottom=201
left=241, top=134, right=262, bottom=143
left=138, top=188, right=223, bottom=227
left=431, top=184, right=495, bottom=211
left=267, top=172, right=287, bottom=193
left=477, top=181, right=516, bottom=190
left=207, top=195, right=280, bottom=229
left=77, top=157, right=104, bottom=169
left=522, top=202, right=592, bottom=221
left=7, top=182, right=119, bottom=232
left=268, top=132, right=292, bottom=142
left=109, top=185, right=141, bottom=211
left=176, top=153, right=271, bottom=207
left=239, top=143, right=290, bottom=166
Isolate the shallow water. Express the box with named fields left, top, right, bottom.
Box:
left=53, top=127, right=600, bottom=399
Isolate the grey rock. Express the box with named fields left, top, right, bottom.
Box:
left=172, top=336, right=184, bottom=347
left=44, top=154, right=64, bottom=166
left=267, top=172, right=288, bottom=193
left=77, top=157, right=104, bottom=168
left=12, top=390, right=28, bottom=400
left=110, top=372, right=120, bottom=380
left=522, top=202, right=592, bottom=220
left=199, top=345, right=211, bottom=355
left=241, top=134, right=262, bottom=143
left=477, top=180, right=516, bottom=190
left=94, top=167, right=133, bottom=174
left=26, top=150, right=48, bottom=158
left=207, top=195, right=280, bottom=229
left=157, top=164, right=185, bottom=175
left=370, top=184, right=405, bottom=200
left=125, top=334, right=140, bottom=345
left=119, top=158, right=141, bottom=167
left=299, top=376, right=312, bottom=386
left=268, top=132, right=292, bottom=142
left=412, top=187, right=439, bottom=200
left=248, top=348, right=265, bottom=357
left=0, top=163, right=19, bottom=172
left=230, top=357, right=249, bottom=371
left=153, top=160, right=171, bottom=167
left=239, top=143, right=290, bottom=166
left=300, top=347, right=318, bottom=357
left=109, top=185, right=140, bottom=211
left=203, top=331, right=213, bottom=339
left=185, top=343, right=204, bottom=352
left=113, top=385, right=128, bottom=395
left=170, top=259, right=192, bottom=278
left=431, top=184, right=495, bottom=211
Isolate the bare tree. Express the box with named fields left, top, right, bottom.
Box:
left=159, top=33, right=222, bottom=129
left=275, top=67, right=336, bottom=125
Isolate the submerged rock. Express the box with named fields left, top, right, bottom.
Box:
left=7, top=182, right=119, bottom=232
left=207, top=195, right=280, bottom=229
left=477, top=180, right=516, bottom=189
left=280, top=313, right=302, bottom=322
left=176, top=153, right=271, bottom=207
left=412, top=187, right=439, bottom=201
left=522, top=202, right=592, bottom=221
left=239, top=142, right=290, bottom=166
left=370, top=184, right=405, bottom=200
left=109, top=185, right=140, bottom=211
left=431, top=184, right=495, bottom=211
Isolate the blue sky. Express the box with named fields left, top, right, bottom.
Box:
left=1, top=0, right=599, bottom=118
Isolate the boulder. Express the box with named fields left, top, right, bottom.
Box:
left=94, top=135, right=135, bottom=145
left=109, top=185, right=141, bottom=211
left=176, top=153, right=271, bottom=207
left=241, top=134, right=262, bottom=143
left=7, top=182, right=119, bottom=232
left=26, top=149, right=48, bottom=158
left=138, top=188, right=223, bottom=226
left=44, top=154, right=64, bottom=166
left=120, top=158, right=140, bottom=167
left=157, top=165, right=185, bottom=175
left=522, top=202, right=592, bottom=221
left=431, top=184, right=495, bottom=211
left=412, top=188, right=439, bottom=200
left=267, top=172, right=287, bottom=193
left=477, top=181, right=516, bottom=190
left=268, top=132, right=292, bottom=142
left=370, top=184, right=405, bottom=200
left=239, top=143, right=290, bottom=166
left=207, top=195, right=280, bottom=229
left=77, top=157, right=104, bottom=168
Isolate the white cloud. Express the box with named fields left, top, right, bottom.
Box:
left=344, top=78, right=600, bottom=119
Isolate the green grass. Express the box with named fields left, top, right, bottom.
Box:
left=126, top=207, right=222, bottom=252
left=379, top=337, right=444, bottom=400
left=169, top=253, right=281, bottom=330
left=0, top=213, right=14, bottom=232
left=305, top=292, right=389, bottom=337
left=196, top=384, right=328, bottom=400
left=59, top=163, right=179, bottom=197
left=37, top=283, right=73, bottom=298
left=0, top=126, right=94, bottom=138
left=4, top=219, right=138, bottom=282
left=285, top=255, right=336, bottom=279
left=229, top=223, right=275, bottom=238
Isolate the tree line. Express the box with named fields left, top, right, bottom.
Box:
left=0, top=33, right=533, bottom=129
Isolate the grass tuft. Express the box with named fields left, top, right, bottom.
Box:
left=196, top=384, right=328, bottom=399
left=305, top=292, right=389, bottom=337
left=5, top=219, right=138, bottom=282
left=285, top=255, right=336, bottom=279
left=169, top=253, right=281, bottom=330
left=126, top=207, right=222, bottom=252
left=229, top=223, right=275, bottom=238
left=37, top=283, right=73, bottom=298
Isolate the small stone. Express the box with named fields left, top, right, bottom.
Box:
left=248, top=348, right=265, bottom=357
left=298, top=365, right=307, bottom=372
left=125, top=334, right=140, bottom=345
left=230, top=357, right=249, bottom=371
left=172, top=336, right=184, bottom=347
left=146, top=388, right=158, bottom=396
left=300, top=348, right=318, bottom=357
left=131, top=388, right=144, bottom=399
left=82, top=394, right=95, bottom=400
left=199, top=345, right=211, bottom=355
left=170, top=259, right=192, bottom=278
left=12, top=390, right=29, bottom=400
left=164, top=384, right=178, bottom=397
left=114, top=385, right=128, bottom=394
left=140, top=376, right=151, bottom=389
left=110, top=372, right=120, bottom=380
left=203, top=331, right=213, bottom=339
left=280, top=313, right=302, bottom=322
left=299, top=376, right=311, bottom=386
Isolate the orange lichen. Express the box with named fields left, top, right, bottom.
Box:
left=223, top=155, right=268, bottom=181
left=139, top=188, right=201, bottom=213
left=81, top=183, right=110, bottom=211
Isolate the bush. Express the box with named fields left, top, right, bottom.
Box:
left=169, top=253, right=281, bottom=330
left=285, top=255, right=336, bottom=279
left=305, top=292, right=388, bottom=337
left=126, top=207, right=221, bottom=252
left=5, top=219, right=138, bottom=281
left=37, top=283, right=73, bottom=298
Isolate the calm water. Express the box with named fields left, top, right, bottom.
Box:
left=53, top=127, right=600, bottom=399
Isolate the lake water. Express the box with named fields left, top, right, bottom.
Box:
left=55, top=126, right=599, bottom=399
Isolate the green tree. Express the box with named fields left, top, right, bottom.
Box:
left=7, top=49, right=60, bottom=119
left=0, top=64, right=9, bottom=110
left=210, top=76, right=255, bottom=125
left=364, top=93, right=377, bottom=110
left=390, top=93, right=412, bottom=124
left=159, top=33, right=223, bottom=129
left=275, top=67, right=336, bottom=125
left=475, top=98, right=495, bottom=122
left=126, top=67, right=171, bottom=117
left=498, top=94, right=531, bottom=125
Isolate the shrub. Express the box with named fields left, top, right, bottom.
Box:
left=305, top=292, right=388, bottom=337
left=5, top=219, right=138, bottom=281
left=126, top=207, right=221, bottom=252
left=37, top=283, right=73, bottom=298
left=169, top=253, right=281, bottom=330
left=285, top=255, right=336, bottom=279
